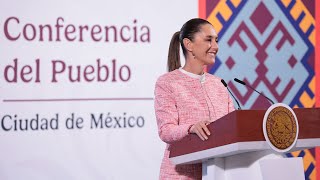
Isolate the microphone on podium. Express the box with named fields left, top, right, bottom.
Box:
left=233, top=78, right=275, bottom=104
left=221, top=79, right=242, bottom=110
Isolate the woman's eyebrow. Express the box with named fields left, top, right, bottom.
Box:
left=205, top=35, right=218, bottom=39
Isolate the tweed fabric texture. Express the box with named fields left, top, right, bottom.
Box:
left=154, top=69, right=235, bottom=179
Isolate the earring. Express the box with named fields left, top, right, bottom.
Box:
left=192, top=52, right=196, bottom=59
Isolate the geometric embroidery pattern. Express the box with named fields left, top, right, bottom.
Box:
left=204, top=0, right=316, bottom=179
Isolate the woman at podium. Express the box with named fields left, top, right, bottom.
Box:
left=154, top=18, right=235, bottom=179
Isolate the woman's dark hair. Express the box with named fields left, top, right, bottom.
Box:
left=167, top=18, right=211, bottom=72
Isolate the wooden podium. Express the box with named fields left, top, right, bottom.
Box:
left=169, top=108, right=320, bottom=180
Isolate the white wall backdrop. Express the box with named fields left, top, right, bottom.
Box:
left=0, top=0, right=198, bottom=179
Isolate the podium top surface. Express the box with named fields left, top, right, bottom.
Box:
left=169, top=108, right=320, bottom=160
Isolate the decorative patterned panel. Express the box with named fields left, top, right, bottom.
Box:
left=204, top=0, right=316, bottom=179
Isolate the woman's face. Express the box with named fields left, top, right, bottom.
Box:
left=190, top=24, right=218, bottom=65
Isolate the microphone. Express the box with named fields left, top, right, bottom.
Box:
left=221, top=79, right=241, bottom=110
left=233, top=78, right=275, bottom=104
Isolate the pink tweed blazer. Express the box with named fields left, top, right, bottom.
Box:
left=154, top=69, right=235, bottom=180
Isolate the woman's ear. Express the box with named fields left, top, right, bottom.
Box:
left=183, top=38, right=193, bottom=52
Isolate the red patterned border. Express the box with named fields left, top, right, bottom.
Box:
left=316, top=1, right=320, bottom=179
left=199, top=0, right=207, bottom=73
left=316, top=0, right=320, bottom=108
left=315, top=1, right=320, bottom=177
left=198, top=0, right=206, bottom=19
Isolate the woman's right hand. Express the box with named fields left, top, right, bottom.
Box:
left=189, top=120, right=211, bottom=141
